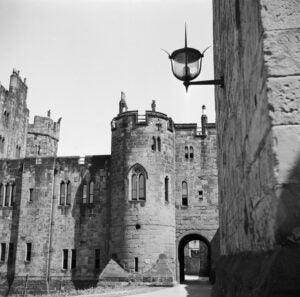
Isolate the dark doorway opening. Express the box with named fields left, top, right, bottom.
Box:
left=178, top=233, right=211, bottom=283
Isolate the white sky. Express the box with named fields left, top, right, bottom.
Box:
left=0, top=0, right=215, bottom=156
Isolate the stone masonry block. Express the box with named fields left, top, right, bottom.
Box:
left=260, top=0, right=300, bottom=30
left=264, top=28, right=300, bottom=76
left=267, top=76, right=300, bottom=125
left=272, top=125, right=300, bottom=184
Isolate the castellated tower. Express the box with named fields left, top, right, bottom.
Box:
left=26, top=111, right=61, bottom=157
left=110, top=93, right=176, bottom=279
left=0, top=69, right=29, bottom=159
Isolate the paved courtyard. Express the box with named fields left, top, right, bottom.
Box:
left=124, top=281, right=212, bottom=297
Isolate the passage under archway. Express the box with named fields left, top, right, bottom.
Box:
left=178, top=233, right=211, bottom=283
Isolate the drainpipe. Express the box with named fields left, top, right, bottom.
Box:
left=46, top=159, right=57, bottom=293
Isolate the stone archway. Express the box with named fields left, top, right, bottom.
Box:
left=178, top=233, right=211, bottom=283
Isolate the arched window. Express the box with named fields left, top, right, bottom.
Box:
left=129, top=164, right=147, bottom=201
left=185, top=146, right=189, bottom=160
left=4, top=184, right=9, bottom=206
left=132, top=174, right=137, bottom=200
left=190, top=146, right=194, bottom=159
left=182, top=181, right=188, bottom=206
left=139, top=175, right=145, bottom=200
left=66, top=181, right=71, bottom=205
left=165, top=177, right=169, bottom=202
left=60, top=181, right=65, bottom=205
left=37, top=145, right=41, bottom=155
left=89, top=181, right=94, bottom=204
left=82, top=183, right=87, bottom=204
left=151, top=137, right=156, bottom=151
left=157, top=137, right=161, bottom=152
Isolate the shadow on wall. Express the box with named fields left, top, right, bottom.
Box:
left=276, top=154, right=300, bottom=245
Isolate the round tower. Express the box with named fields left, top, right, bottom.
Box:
left=109, top=94, right=176, bottom=281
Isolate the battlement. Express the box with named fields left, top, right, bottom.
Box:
left=111, top=109, right=172, bottom=131
left=28, top=114, right=61, bottom=141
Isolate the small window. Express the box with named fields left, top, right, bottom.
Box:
left=89, top=181, right=94, bottom=204
left=190, top=146, right=194, bottom=159
left=63, top=249, right=68, bottom=270
left=82, top=183, right=87, bottom=204
left=151, top=136, right=156, bottom=151
left=185, top=146, right=189, bottom=160
left=134, top=257, right=138, bottom=272
left=0, top=243, right=6, bottom=262
left=66, top=181, right=71, bottom=205
left=60, top=181, right=65, bottom=205
left=198, top=190, right=203, bottom=201
left=182, top=181, right=188, bottom=206
left=29, top=188, right=34, bottom=202
left=164, top=177, right=169, bottom=202
left=157, top=137, right=161, bottom=152
left=25, top=243, right=32, bottom=262
left=71, top=249, right=76, bottom=269
left=4, top=184, right=9, bottom=206
left=37, top=145, right=41, bottom=155
left=95, top=249, right=100, bottom=269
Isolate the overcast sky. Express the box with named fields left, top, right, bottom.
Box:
left=0, top=0, right=215, bottom=156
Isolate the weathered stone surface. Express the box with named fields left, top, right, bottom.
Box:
left=264, top=29, right=300, bottom=77
left=267, top=76, right=300, bottom=125
left=260, top=0, right=300, bottom=30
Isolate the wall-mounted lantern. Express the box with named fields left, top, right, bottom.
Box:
left=163, top=25, right=224, bottom=91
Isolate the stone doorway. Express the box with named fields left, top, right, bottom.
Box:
left=178, top=234, right=211, bottom=283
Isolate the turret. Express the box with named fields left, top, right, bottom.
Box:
left=26, top=112, right=61, bottom=157
left=110, top=97, right=176, bottom=282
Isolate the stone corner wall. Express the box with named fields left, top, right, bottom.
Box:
left=213, top=0, right=300, bottom=295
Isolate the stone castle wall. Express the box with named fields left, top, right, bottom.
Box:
left=0, top=156, right=110, bottom=295
left=213, top=0, right=300, bottom=295
left=0, top=78, right=219, bottom=293
left=175, top=124, right=218, bottom=242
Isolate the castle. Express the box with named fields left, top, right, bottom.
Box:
left=0, top=70, right=218, bottom=295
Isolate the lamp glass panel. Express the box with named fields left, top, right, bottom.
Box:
left=172, top=50, right=201, bottom=81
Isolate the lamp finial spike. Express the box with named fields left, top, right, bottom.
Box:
left=185, top=23, right=187, bottom=48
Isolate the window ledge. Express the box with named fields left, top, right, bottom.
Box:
left=129, top=200, right=146, bottom=203
left=61, top=269, right=68, bottom=273
left=24, top=260, right=31, bottom=264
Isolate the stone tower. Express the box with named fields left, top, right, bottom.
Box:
left=26, top=112, right=61, bottom=157
left=110, top=94, right=176, bottom=279
left=0, top=69, right=29, bottom=159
